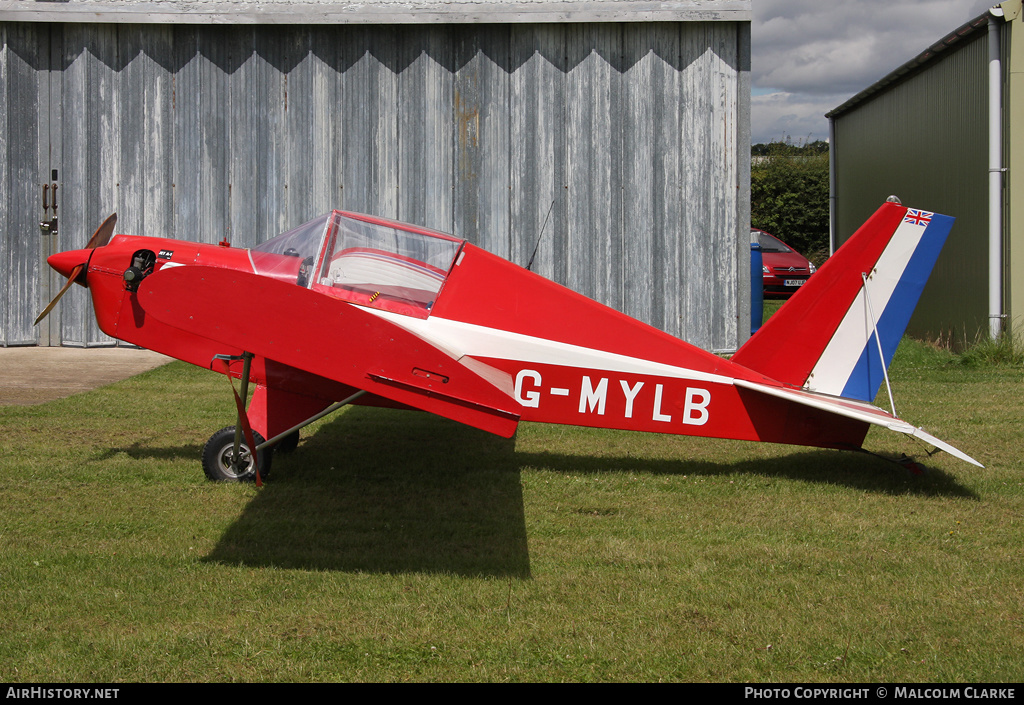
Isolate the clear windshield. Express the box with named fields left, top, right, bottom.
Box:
left=315, top=213, right=463, bottom=318
left=252, top=211, right=464, bottom=318
left=251, top=214, right=331, bottom=285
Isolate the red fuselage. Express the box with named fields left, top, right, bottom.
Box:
left=74, top=227, right=870, bottom=453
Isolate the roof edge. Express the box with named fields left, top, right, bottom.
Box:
left=0, top=0, right=752, bottom=24
left=826, top=8, right=997, bottom=120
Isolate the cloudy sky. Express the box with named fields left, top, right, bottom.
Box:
left=751, top=0, right=997, bottom=144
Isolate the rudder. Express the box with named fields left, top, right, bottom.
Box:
left=733, top=202, right=954, bottom=403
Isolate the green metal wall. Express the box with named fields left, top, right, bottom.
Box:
left=832, top=31, right=990, bottom=346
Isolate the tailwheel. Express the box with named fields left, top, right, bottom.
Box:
left=201, top=426, right=272, bottom=482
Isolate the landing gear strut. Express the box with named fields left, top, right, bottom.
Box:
left=203, top=346, right=367, bottom=482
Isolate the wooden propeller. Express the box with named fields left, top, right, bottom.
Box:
left=34, top=213, right=117, bottom=325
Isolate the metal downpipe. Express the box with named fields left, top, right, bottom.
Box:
left=988, top=9, right=1006, bottom=339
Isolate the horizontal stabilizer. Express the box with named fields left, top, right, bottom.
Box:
left=734, top=379, right=982, bottom=467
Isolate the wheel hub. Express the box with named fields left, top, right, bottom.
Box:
left=217, top=443, right=253, bottom=478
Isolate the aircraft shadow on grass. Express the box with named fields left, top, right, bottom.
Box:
left=197, top=406, right=977, bottom=577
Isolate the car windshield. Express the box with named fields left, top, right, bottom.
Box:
left=755, top=230, right=793, bottom=254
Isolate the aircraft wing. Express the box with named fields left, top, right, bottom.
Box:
left=137, top=265, right=521, bottom=437
left=733, top=379, right=983, bottom=467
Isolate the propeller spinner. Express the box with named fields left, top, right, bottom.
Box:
left=34, top=213, right=117, bottom=325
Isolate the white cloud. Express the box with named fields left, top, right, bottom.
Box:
left=751, top=0, right=996, bottom=144
left=751, top=91, right=848, bottom=144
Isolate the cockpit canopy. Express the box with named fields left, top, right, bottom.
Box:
left=251, top=211, right=464, bottom=318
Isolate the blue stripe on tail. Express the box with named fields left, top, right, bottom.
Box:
left=840, top=214, right=954, bottom=402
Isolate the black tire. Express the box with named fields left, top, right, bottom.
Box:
left=275, top=430, right=300, bottom=453
left=201, top=426, right=272, bottom=482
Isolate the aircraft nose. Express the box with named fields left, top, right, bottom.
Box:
left=47, top=248, right=93, bottom=281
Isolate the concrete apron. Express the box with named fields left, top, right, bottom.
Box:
left=0, top=347, right=170, bottom=406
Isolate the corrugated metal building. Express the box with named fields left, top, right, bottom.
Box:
left=1, top=0, right=751, bottom=351
left=827, top=1, right=1022, bottom=345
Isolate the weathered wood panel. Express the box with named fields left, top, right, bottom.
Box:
left=309, top=27, right=342, bottom=223
left=335, top=28, right=397, bottom=220
left=226, top=27, right=259, bottom=245
left=58, top=23, right=121, bottom=345
left=2, top=21, right=748, bottom=351
left=397, top=28, right=454, bottom=232
left=1, top=25, right=46, bottom=345
left=565, top=24, right=623, bottom=311
left=0, top=24, right=8, bottom=345
left=509, top=24, right=567, bottom=281
left=454, top=26, right=511, bottom=258
left=171, top=27, right=201, bottom=242
left=622, top=24, right=681, bottom=331
left=677, top=22, right=743, bottom=350
left=0, top=1, right=754, bottom=26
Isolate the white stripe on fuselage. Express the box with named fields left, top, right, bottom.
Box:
left=806, top=219, right=926, bottom=395
left=364, top=309, right=735, bottom=385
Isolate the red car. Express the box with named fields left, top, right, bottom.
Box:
left=753, top=228, right=816, bottom=298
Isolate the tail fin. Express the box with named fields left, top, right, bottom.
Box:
left=733, top=202, right=954, bottom=402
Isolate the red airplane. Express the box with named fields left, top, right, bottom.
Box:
left=38, top=202, right=981, bottom=482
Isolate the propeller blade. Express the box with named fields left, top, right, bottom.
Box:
left=86, top=213, right=117, bottom=250
left=34, top=213, right=117, bottom=326
left=34, top=264, right=83, bottom=325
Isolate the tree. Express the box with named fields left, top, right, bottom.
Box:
left=750, top=141, right=830, bottom=263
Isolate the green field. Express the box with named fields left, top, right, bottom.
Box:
left=0, top=338, right=1021, bottom=682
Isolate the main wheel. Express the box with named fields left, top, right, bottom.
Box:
left=201, top=426, right=272, bottom=482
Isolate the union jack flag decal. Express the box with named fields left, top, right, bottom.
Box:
left=904, top=209, right=934, bottom=226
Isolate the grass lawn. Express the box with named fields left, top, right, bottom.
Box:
left=0, top=337, right=1021, bottom=682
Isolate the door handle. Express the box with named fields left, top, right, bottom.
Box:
left=40, top=182, right=58, bottom=234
